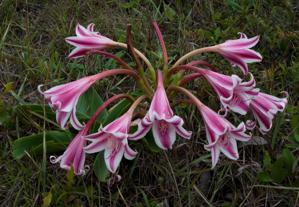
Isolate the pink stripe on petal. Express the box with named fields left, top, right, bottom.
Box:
left=233, top=49, right=262, bottom=62
left=105, top=144, right=125, bottom=173
left=84, top=138, right=108, bottom=154
left=87, top=23, right=95, bottom=32
left=251, top=102, right=273, bottom=133
left=84, top=135, right=108, bottom=154
left=210, top=146, right=220, bottom=168
left=73, top=137, right=86, bottom=175
left=66, top=37, right=109, bottom=48
left=230, top=123, right=251, bottom=141
left=220, top=138, right=239, bottom=160
left=152, top=120, right=176, bottom=150
left=128, top=118, right=152, bottom=140
left=224, top=35, right=260, bottom=49
left=223, top=53, right=248, bottom=75
left=56, top=111, right=71, bottom=129
left=76, top=24, right=91, bottom=36
left=70, top=101, right=84, bottom=130
left=124, top=144, right=137, bottom=160
left=68, top=48, right=89, bottom=59
left=167, top=116, right=192, bottom=139
left=200, top=105, right=228, bottom=135
left=238, top=32, right=247, bottom=39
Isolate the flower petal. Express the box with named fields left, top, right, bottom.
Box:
left=124, top=144, right=137, bottom=160
left=152, top=120, right=176, bottom=150
left=68, top=47, right=90, bottom=59
left=84, top=133, right=109, bottom=154
left=56, top=111, right=71, bottom=129
left=104, top=144, right=125, bottom=173
left=219, top=138, right=239, bottom=160
left=209, top=146, right=220, bottom=169
left=70, top=100, right=84, bottom=130
left=72, top=137, right=86, bottom=175
left=229, top=122, right=251, bottom=142
left=167, top=115, right=192, bottom=139
left=223, top=35, right=260, bottom=50
left=128, top=117, right=152, bottom=140
left=76, top=24, right=92, bottom=36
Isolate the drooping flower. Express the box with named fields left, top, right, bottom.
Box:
left=129, top=70, right=192, bottom=150
left=198, top=69, right=259, bottom=115
left=198, top=104, right=251, bottom=167
left=39, top=69, right=138, bottom=130
left=249, top=92, right=288, bottom=134
left=170, top=86, right=251, bottom=168
left=39, top=76, right=96, bottom=130
left=214, top=33, right=262, bottom=75
left=84, top=96, right=145, bottom=173
left=50, top=129, right=87, bottom=175
left=65, top=23, right=116, bottom=58
left=177, top=65, right=259, bottom=115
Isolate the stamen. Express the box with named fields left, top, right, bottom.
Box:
left=159, top=120, right=169, bottom=135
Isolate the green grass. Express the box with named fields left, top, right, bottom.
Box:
left=1, top=0, right=299, bottom=206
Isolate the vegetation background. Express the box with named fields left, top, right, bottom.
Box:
left=0, top=0, right=299, bottom=206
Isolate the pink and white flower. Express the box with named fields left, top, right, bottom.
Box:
left=185, top=67, right=259, bottom=115
left=214, top=33, right=262, bottom=75
left=249, top=92, right=288, bottom=134
left=199, top=104, right=251, bottom=168
left=65, top=23, right=116, bottom=59
left=84, top=97, right=144, bottom=173
left=50, top=129, right=87, bottom=175
left=129, top=70, right=192, bottom=150
left=39, top=76, right=97, bottom=130
left=39, top=69, right=137, bottom=130
left=201, top=69, right=259, bottom=115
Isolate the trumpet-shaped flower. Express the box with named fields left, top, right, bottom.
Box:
left=84, top=97, right=144, bottom=173
left=65, top=23, right=116, bottom=58
left=129, top=70, right=192, bottom=150
left=39, top=76, right=96, bottom=130
left=199, top=104, right=251, bottom=168
left=214, top=33, right=262, bottom=75
left=39, top=69, right=137, bottom=130
left=249, top=92, right=288, bottom=134
left=50, top=129, right=87, bottom=175
left=187, top=67, right=259, bottom=115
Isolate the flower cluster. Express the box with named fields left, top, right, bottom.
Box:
left=40, top=23, right=287, bottom=175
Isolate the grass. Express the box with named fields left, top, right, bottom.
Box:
left=1, top=0, right=299, bottom=206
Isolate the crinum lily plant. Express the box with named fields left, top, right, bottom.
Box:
left=39, top=22, right=288, bottom=176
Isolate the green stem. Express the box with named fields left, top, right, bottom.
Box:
left=171, top=46, right=217, bottom=69
left=168, top=85, right=204, bottom=109
left=115, top=42, right=156, bottom=84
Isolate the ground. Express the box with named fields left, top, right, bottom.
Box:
left=0, top=0, right=299, bottom=206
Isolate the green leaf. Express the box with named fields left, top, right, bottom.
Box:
left=94, top=152, right=108, bottom=182
left=12, top=130, right=72, bottom=159
left=258, top=171, right=272, bottom=183
left=164, top=4, right=176, bottom=21
left=263, top=151, right=272, bottom=169
left=281, top=148, right=295, bottom=171
left=3, top=81, right=13, bottom=93
left=31, top=141, right=69, bottom=155
left=0, top=99, right=11, bottom=126
left=77, top=87, right=108, bottom=121
left=42, top=191, right=52, bottom=207
left=289, top=105, right=299, bottom=141
left=120, top=0, right=140, bottom=9
left=270, top=158, right=289, bottom=183
left=17, top=104, right=55, bottom=120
